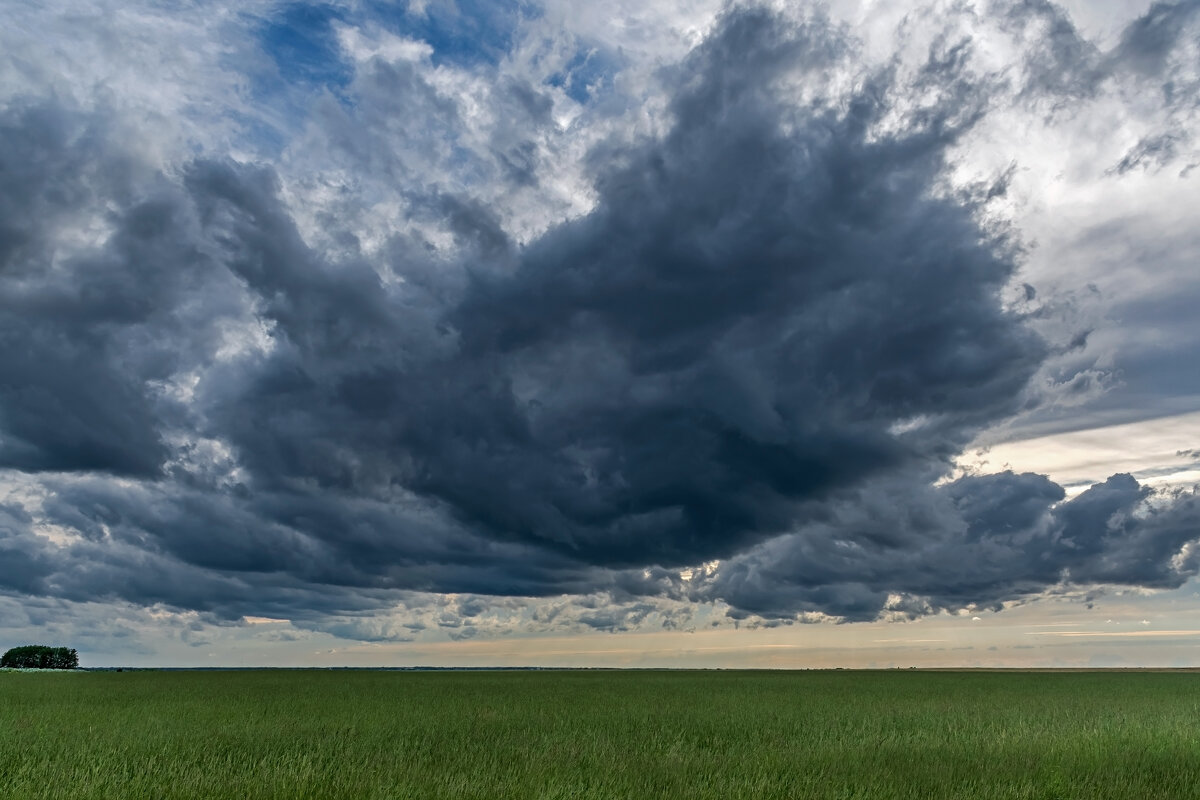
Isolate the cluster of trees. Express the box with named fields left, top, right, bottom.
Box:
left=1, top=645, right=79, bottom=669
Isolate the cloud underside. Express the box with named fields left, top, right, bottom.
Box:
left=1, top=2, right=1198, bottom=629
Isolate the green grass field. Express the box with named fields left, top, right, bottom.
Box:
left=2, top=669, right=1199, bottom=799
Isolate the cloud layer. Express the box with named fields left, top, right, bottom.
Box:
left=1, top=0, right=1198, bottom=643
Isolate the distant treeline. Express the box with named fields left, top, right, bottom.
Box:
left=1, top=645, right=79, bottom=670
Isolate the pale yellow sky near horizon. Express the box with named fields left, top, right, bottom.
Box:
left=961, top=409, right=1200, bottom=497
left=162, top=586, right=1200, bottom=670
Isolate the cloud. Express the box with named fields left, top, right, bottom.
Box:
left=0, top=2, right=1197, bottom=639
left=430, top=7, right=1043, bottom=565
left=1112, top=0, right=1200, bottom=80
left=693, top=472, right=1200, bottom=620
left=0, top=502, right=52, bottom=595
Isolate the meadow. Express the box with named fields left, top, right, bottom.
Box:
left=2, top=669, right=1199, bottom=799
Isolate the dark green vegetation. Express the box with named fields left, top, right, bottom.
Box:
left=2, top=670, right=1199, bottom=799
left=0, top=645, right=77, bottom=669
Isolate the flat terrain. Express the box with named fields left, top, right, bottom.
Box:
left=2, top=669, right=1199, bottom=799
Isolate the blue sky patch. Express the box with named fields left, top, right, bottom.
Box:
left=364, top=0, right=536, bottom=68
left=258, top=3, right=354, bottom=90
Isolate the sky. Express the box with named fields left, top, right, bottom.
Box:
left=1, top=0, right=1199, bottom=669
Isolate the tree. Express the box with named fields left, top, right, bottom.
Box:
left=1, top=645, right=79, bottom=669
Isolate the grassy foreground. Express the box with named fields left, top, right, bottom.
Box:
left=2, top=669, right=1199, bottom=799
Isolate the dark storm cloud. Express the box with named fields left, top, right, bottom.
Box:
left=0, top=502, right=52, bottom=595
left=1, top=4, right=1198, bottom=626
left=695, top=472, right=1200, bottom=621
left=430, top=8, right=1042, bottom=566
left=194, top=7, right=1046, bottom=572
left=36, top=474, right=614, bottom=616
left=0, top=103, right=248, bottom=476
left=0, top=104, right=168, bottom=475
